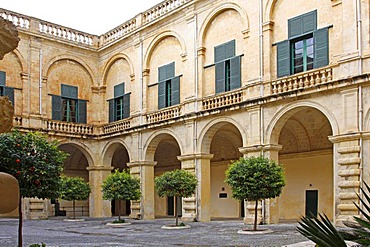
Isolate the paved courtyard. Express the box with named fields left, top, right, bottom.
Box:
left=0, top=217, right=312, bottom=247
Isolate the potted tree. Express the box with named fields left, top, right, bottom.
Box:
left=101, top=169, right=141, bottom=226
left=225, top=156, right=285, bottom=232
left=60, top=176, right=91, bottom=220
left=0, top=130, right=67, bottom=247
left=155, top=169, right=197, bottom=228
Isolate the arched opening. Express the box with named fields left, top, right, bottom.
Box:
left=58, top=144, right=89, bottom=217
left=153, top=134, right=181, bottom=218
left=275, top=107, right=333, bottom=222
left=110, top=144, right=130, bottom=216
left=202, top=121, right=243, bottom=219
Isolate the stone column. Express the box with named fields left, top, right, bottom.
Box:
left=128, top=161, right=156, bottom=220
left=239, top=144, right=282, bottom=224
left=87, top=166, right=112, bottom=217
left=329, top=134, right=361, bottom=225
left=194, top=153, right=213, bottom=222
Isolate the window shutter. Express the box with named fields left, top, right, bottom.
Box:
left=158, top=81, right=166, bottom=109
left=225, top=40, right=236, bottom=59
left=215, top=62, right=226, bottom=94
left=214, top=44, right=225, bottom=63
left=171, top=76, right=180, bottom=106
left=77, top=99, right=87, bottom=124
left=302, top=10, right=317, bottom=34
left=61, top=84, right=78, bottom=99
left=288, top=16, right=302, bottom=39
left=277, top=40, right=291, bottom=77
left=114, top=83, right=125, bottom=98
left=52, top=95, right=62, bottom=121
left=230, top=56, right=241, bottom=90
left=108, top=99, right=114, bottom=122
left=0, top=71, right=5, bottom=86
left=4, top=86, right=14, bottom=106
left=314, top=27, right=329, bottom=69
left=166, top=62, right=175, bottom=79
left=123, top=93, right=130, bottom=119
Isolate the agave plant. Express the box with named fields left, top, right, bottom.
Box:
left=297, top=181, right=370, bottom=246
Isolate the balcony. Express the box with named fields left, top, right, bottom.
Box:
left=46, top=120, right=94, bottom=136
left=202, top=89, right=243, bottom=111
left=146, top=105, right=181, bottom=124
left=102, top=118, right=131, bottom=135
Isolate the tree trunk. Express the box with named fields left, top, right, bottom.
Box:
left=18, top=196, right=22, bottom=247
left=72, top=200, right=76, bottom=219
left=174, top=196, right=179, bottom=226
left=118, top=200, right=121, bottom=222
left=254, top=200, right=258, bottom=231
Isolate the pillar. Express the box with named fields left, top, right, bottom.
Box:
left=128, top=161, right=156, bottom=220
left=87, top=166, right=112, bottom=217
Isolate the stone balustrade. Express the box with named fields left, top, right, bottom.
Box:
left=101, top=19, right=137, bottom=46
left=271, top=67, right=333, bottom=95
left=146, top=105, right=181, bottom=124
left=39, top=22, right=94, bottom=46
left=47, top=120, right=94, bottom=135
left=102, top=119, right=131, bottom=135
left=0, top=10, right=30, bottom=29
left=142, top=0, right=192, bottom=24
left=202, top=89, right=243, bottom=111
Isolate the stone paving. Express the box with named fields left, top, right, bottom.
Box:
left=0, top=217, right=312, bottom=247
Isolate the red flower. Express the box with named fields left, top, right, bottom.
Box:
left=29, top=166, right=35, bottom=172
left=14, top=171, right=20, bottom=177
left=15, top=159, right=20, bottom=163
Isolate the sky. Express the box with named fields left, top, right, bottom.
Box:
left=0, top=0, right=163, bottom=35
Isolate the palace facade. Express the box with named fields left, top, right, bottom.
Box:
left=1, top=0, right=369, bottom=225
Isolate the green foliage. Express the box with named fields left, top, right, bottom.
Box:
left=29, top=243, right=46, bottom=247
left=0, top=130, right=67, bottom=199
left=154, top=169, right=197, bottom=198
left=297, top=214, right=347, bottom=247
left=225, top=156, right=285, bottom=202
left=60, top=176, right=91, bottom=201
left=101, top=169, right=141, bottom=201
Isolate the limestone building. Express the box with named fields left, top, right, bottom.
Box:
left=0, top=0, right=369, bottom=225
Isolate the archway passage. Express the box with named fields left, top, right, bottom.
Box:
left=276, top=107, right=333, bottom=222
left=110, top=145, right=130, bottom=216
left=153, top=134, right=181, bottom=218
left=209, top=123, right=243, bottom=219
left=58, top=144, right=89, bottom=217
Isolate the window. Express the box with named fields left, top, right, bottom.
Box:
left=277, top=10, right=329, bottom=77
left=214, top=40, right=241, bottom=94
left=158, top=62, right=180, bottom=109
left=108, top=83, right=130, bottom=122
left=0, top=71, right=15, bottom=106
left=52, top=84, right=87, bottom=123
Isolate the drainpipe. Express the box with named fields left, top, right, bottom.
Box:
left=194, top=13, right=199, bottom=221
left=39, top=49, right=43, bottom=115
left=140, top=40, right=144, bottom=125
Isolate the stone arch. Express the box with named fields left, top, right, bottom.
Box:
left=198, top=117, right=246, bottom=154
left=265, top=0, right=278, bottom=23
left=266, top=100, right=339, bottom=145
left=57, top=140, right=95, bottom=167
left=10, top=48, right=26, bottom=73
left=101, top=53, right=135, bottom=86
left=198, top=2, right=250, bottom=47
left=101, top=139, right=132, bottom=167
left=43, top=54, right=96, bottom=85
left=143, top=30, right=187, bottom=69
left=143, top=129, right=184, bottom=162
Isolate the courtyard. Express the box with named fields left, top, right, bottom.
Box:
left=0, top=217, right=309, bottom=247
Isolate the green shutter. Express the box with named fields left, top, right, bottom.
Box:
left=123, top=93, right=130, bottom=119
left=4, top=86, right=14, bottom=106
left=52, top=95, right=62, bottom=121
left=288, top=10, right=317, bottom=38
left=159, top=62, right=175, bottom=81
left=215, top=44, right=225, bottom=63
left=314, top=27, right=329, bottom=69
left=0, top=71, right=5, bottom=86
left=114, top=83, right=125, bottom=98
left=230, top=56, right=241, bottom=90
left=215, top=62, right=226, bottom=94
left=78, top=99, right=87, bottom=124
left=277, top=40, right=291, bottom=77
left=61, top=84, right=78, bottom=99
left=225, top=40, right=236, bottom=59
left=108, top=99, right=114, bottom=122
left=158, top=81, right=166, bottom=109
left=171, top=76, right=180, bottom=106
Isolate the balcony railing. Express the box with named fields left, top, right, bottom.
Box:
left=142, top=0, right=192, bottom=24
left=47, top=120, right=94, bottom=135
left=0, top=10, right=30, bottom=29
left=146, top=105, right=181, bottom=124
left=102, top=118, right=131, bottom=135
left=101, top=19, right=136, bottom=46
left=202, top=89, right=243, bottom=111
left=271, top=67, right=333, bottom=95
